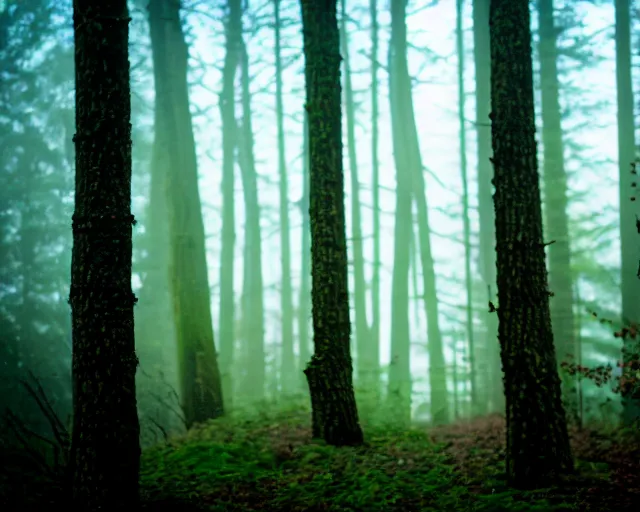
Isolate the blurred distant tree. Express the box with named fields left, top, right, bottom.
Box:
left=237, top=6, right=266, bottom=401
left=273, top=0, right=296, bottom=396
left=472, top=0, right=503, bottom=416
left=148, top=0, right=224, bottom=426
left=218, top=0, right=241, bottom=408
left=389, top=0, right=448, bottom=425
left=537, top=0, right=578, bottom=422
left=613, top=0, right=640, bottom=424
left=340, top=0, right=373, bottom=419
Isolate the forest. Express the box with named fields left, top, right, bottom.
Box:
left=1, top=0, right=639, bottom=510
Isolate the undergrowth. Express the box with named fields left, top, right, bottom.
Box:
left=2, top=402, right=639, bottom=511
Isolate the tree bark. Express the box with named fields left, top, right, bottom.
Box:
left=538, top=0, right=577, bottom=423
left=300, top=0, right=363, bottom=446
left=149, top=0, right=224, bottom=426
left=489, top=0, right=574, bottom=488
left=70, top=0, right=140, bottom=507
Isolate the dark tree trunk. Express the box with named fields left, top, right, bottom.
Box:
left=489, top=0, right=574, bottom=489
left=300, top=0, right=363, bottom=447
left=70, top=0, right=140, bottom=508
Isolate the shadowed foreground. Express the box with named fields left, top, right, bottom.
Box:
left=1, top=407, right=638, bottom=511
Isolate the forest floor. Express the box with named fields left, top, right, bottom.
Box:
left=2, top=405, right=639, bottom=511
left=139, top=407, right=639, bottom=512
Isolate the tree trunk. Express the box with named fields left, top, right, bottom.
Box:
left=70, top=0, right=140, bottom=507
left=274, top=0, right=296, bottom=395
left=489, top=0, right=574, bottom=488
left=369, top=0, right=382, bottom=416
left=149, top=0, right=224, bottom=426
left=614, top=0, right=640, bottom=425
left=456, top=0, right=477, bottom=415
left=300, top=0, right=363, bottom=446
left=136, top=0, right=177, bottom=432
left=538, top=0, right=577, bottom=423
left=218, top=0, right=241, bottom=407
left=340, top=0, right=371, bottom=415
left=387, top=28, right=412, bottom=427
left=472, top=0, right=502, bottom=415
left=391, top=0, right=449, bottom=425
left=237, top=33, right=266, bottom=401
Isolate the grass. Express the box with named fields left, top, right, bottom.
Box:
left=2, top=404, right=639, bottom=511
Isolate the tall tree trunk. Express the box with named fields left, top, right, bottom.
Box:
left=298, top=113, right=311, bottom=390
left=237, top=32, right=266, bottom=401
left=538, top=0, right=577, bottom=423
left=614, top=0, right=640, bottom=425
left=300, top=0, right=363, bottom=446
left=489, top=0, right=573, bottom=488
left=472, top=0, right=502, bottom=415
left=387, top=31, right=412, bottom=427
left=136, top=3, right=177, bottom=430
left=456, top=0, right=477, bottom=415
left=70, top=0, right=140, bottom=506
left=369, top=0, right=381, bottom=418
left=274, top=0, right=296, bottom=395
left=391, top=0, right=449, bottom=425
left=149, top=0, right=224, bottom=426
left=340, top=0, right=371, bottom=413
left=218, top=0, right=241, bottom=407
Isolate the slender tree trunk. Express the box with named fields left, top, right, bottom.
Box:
left=472, top=0, right=502, bottom=415
left=237, top=33, right=266, bottom=401
left=538, top=0, right=577, bottom=423
left=489, top=0, right=573, bottom=488
left=614, top=0, right=640, bottom=424
left=340, top=0, right=371, bottom=412
left=219, top=0, right=241, bottom=407
left=274, top=0, right=296, bottom=395
left=149, top=0, right=224, bottom=426
left=70, top=0, right=140, bottom=506
left=391, top=0, right=449, bottom=425
left=456, top=0, right=477, bottom=415
left=387, top=31, right=412, bottom=427
left=300, top=0, right=363, bottom=446
left=369, top=0, right=381, bottom=413
left=298, top=113, right=311, bottom=389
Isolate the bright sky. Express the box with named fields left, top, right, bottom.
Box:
left=128, top=0, right=625, bottom=408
